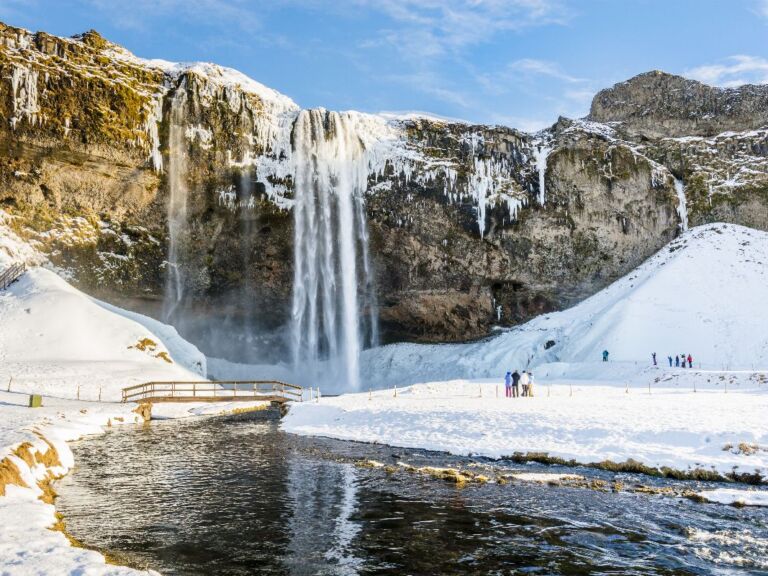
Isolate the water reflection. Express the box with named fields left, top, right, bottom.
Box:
left=56, top=412, right=768, bottom=576
left=285, top=461, right=361, bottom=575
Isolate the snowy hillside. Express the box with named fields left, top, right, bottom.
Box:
left=362, top=223, right=768, bottom=387
left=0, top=222, right=206, bottom=401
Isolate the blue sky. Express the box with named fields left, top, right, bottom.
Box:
left=4, top=0, right=768, bottom=130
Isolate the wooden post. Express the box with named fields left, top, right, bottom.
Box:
left=648, top=381, right=651, bottom=395
left=369, top=388, right=372, bottom=401
left=77, top=385, right=80, bottom=400
left=495, top=384, right=498, bottom=398
left=98, top=387, right=102, bottom=402
left=7, top=376, right=12, bottom=392
left=394, top=385, right=397, bottom=398
left=569, top=383, right=573, bottom=397
left=479, top=384, right=482, bottom=398
left=625, top=382, right=628, bottom=394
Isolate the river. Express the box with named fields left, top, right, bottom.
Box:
left=56, top=411, right=768, bottom=575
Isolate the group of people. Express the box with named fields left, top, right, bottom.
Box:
left=504, top=370, right=534, bottom=397
left=653, top=352, right=694, bottom=368
left=603, top=350, right=695, bottom=368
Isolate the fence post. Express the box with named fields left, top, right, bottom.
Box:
left=648, top=381, right=651, bottom=395
left=625, top=382, right=628, bottom=394
left=569, top=383, right=573, bottom=397
left=394, top=385, right=397, bottom=398
left=6, top=376, right=12, bottom=392
left=77, top=385, right=80, bottom=400
left=495, top=384, right=498, bottom=398
left=98, top=387, right=102, bottom=402
left=479, top=384, right=482, bottom=398
left=369, top=388, right=372, bottom=401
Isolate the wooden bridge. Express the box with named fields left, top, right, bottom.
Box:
left=121, top=380, right=304, bottom=404
left=0, top=262, right=26, bottom=291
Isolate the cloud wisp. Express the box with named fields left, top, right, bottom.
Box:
left=685, top=55, right=768, bottom=87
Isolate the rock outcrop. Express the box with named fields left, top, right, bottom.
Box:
left=0, top=21, right=766, bottom=365
left=590, top=70, right=768, bottom=139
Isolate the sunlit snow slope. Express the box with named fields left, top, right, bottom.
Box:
left=362, top=223, right=768, bottom=387
left=0, top=220, right=206, bottom=401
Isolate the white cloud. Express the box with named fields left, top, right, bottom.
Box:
left=755, top=0, right=768, bottom=19
left=357, top=0, right=570, bottom=60
left=506, top=58, right=584, bottom=83
left=685, top=55, right=768, bottom=87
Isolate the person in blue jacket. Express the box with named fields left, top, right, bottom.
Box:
left=504, top=371, right=512, bottom=398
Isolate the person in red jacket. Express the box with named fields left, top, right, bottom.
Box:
left=687, top=354, right=693, bottom=368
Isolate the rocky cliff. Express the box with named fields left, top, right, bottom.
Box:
left=1, top=22, right=766, bottom=366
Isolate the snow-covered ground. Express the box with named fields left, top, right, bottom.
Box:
left=283, top=374, right=768, bottom=480
left=285, top=223, right=768, bottom=482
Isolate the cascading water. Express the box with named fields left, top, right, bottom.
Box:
left=162, top=85, right=189, bottom=323
left=291, top=109, right=377, bottom=391
left=674, top=178, right=689, bottom=232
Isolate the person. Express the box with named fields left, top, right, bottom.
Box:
left=675, top=355, right=680, bottom=367
left=504, top=371, right=512, bottom=398
left=511, top=370, right=520, bottom=398
left=652, top=352, right=657, bottom=366
left=520, top=370, right=530, bottom=397
left=687, top=354, right=693, bottom=368
left=668, top=355, right=673, bottom=367
left=528, top=372, right=535, bottom=397
left=602, top=350, right=609, bottom=362
left=681, top=353, right=686, bottom=368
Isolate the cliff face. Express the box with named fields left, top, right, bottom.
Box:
left=1, top=22, right=766, bottom=364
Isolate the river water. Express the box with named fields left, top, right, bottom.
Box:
left=56, top=411, right=768, bottom=575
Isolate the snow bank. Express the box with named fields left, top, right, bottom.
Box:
left=697, top=488, right=768, bottom=507
left=0, top=219, right=206, bottom=402
left=0, top=391, right=150, bottom=575
left=283, top=378, right=768, bottom=480
left=0, top=390, right=271, bottom=575
left=0, top=268, right=205, bottom=401
left=361, top=223, right=768, bottom=388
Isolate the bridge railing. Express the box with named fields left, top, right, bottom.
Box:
left=121, top=380, right=304, bottom=403
left=0, top=262, right=26, bottom=290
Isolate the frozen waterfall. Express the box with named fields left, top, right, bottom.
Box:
left=674, top=178, right=689, bottom=232
left=291, top=109, right=377, bottom=391
left=162, top=85, right=189, bottom=323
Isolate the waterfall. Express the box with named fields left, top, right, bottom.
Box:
left=162, top=85, right=189, bottom=323
left=533, top=143, right=551, bottom=206
left=291, top=109, right=377, bottom=391
left=674, top=178, right=689, bottom=232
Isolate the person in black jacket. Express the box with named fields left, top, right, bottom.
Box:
left=511, top=370, right=521, bottom=398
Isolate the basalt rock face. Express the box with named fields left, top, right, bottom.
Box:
left=589, top=70, right=768, bottom=139
left=0, top=22, right=765, bottom=363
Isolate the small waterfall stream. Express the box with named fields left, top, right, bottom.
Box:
left=291, top=109, right=376, bottom=390
left=162, top=84, right=189, bottom=324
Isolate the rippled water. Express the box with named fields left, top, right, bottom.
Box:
left=57, top=411, right=768, bottom=575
